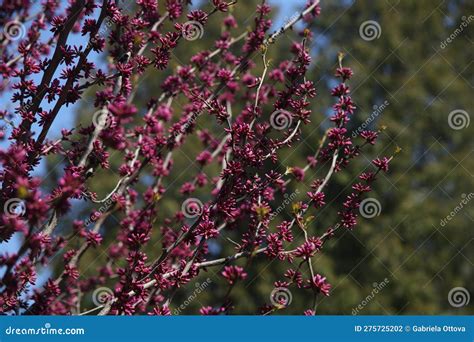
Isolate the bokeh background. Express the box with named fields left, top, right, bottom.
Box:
left=3, top=0, right=472, bottom=315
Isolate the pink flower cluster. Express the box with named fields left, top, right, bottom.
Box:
left=0, top=0, right=390, bottom=315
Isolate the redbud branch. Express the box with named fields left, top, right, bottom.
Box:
left=19, top=0, right=87, bottom=140
left=34, top=0, right=109, bottom=149
left=265, top=0, right=320, bottom=45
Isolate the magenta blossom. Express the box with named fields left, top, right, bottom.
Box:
left=0, top=0, right=392, bottom=316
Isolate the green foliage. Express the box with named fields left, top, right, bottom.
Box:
left=309, top=0, right=473, bottom=314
